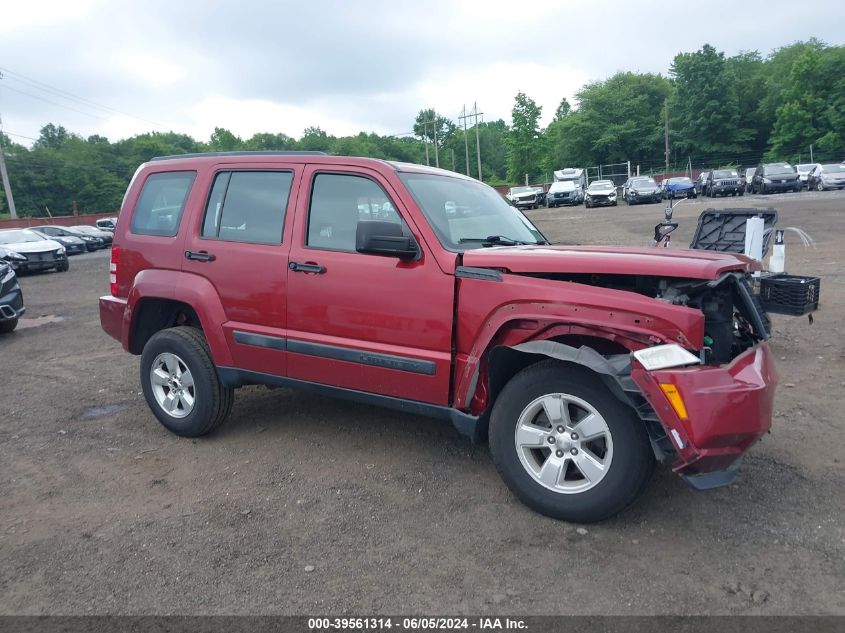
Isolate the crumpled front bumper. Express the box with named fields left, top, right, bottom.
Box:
left=632, top=342, right=778, bottom=486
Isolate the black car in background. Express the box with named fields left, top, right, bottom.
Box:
left=70, top=225, right=113, bottom=247
left=29, top=229, right=87, bottom=255
left=705, top=168, right=745, bottom=197
left=0, top=255, right=25, bottom=334
left=751, top=163, right=801, bottom=194
left=33, top=225, right=104, bottom=251
left=622, top=176, right=662, bottom=204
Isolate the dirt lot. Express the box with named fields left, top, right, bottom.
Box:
left=1, top=190, right=843, bottom=616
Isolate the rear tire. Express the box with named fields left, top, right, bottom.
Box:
left=140, top=326, right=234, bottom=437
left=489, top=361, right=654, bottom=523
left=0, top=318, right=18, bottom=334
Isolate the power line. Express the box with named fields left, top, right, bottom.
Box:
left=0, top=66, right=165, bottom=129
left=0, top=83, right=103, bottom=119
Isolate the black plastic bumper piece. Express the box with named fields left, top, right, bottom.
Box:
left=682, top=458, right=743, bottom=490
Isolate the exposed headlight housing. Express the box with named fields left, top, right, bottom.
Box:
left=762, top=177, right=772, bottom=183
left=632, top=344, right=701, bottom=371
left=56, top=246, right=66, bottom=255
left=5, top=251, right=26, bottom=262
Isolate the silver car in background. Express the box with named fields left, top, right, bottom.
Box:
left=807, top=163, right=845, bottom=191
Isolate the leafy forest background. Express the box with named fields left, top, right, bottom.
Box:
left=1, top=39, right=843, bottom=217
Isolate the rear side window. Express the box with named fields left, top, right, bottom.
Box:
left=130, top=172, right=196, bottom=237
left=202, top=171, right=293, bottom=245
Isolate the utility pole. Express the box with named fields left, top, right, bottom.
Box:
left=664, top=98, right=670, bottom=174
left=0, top=113, right=18, bottom=219
left=458, top=105, right=471, bottom=177
left=471, top=102, right=483, bottom=181
left=423, top=111, right=440, bottom=168
left=810, top=144, right=814, bottom=163
left=423, top=120, right=430, bottom=166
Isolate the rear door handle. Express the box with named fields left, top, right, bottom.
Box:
left=185, top=250, right=216, bottom=262
left=289, top=261, right=326, bottom=274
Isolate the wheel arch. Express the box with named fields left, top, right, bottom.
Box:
left=128, top=297, right=202, bottom=354
left=477, top=339, right=670, bottom=461
left=125, top=269, right=232, bottom=365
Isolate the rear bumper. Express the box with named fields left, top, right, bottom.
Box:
left=632, top=342, right=777, bottom=479
left=99, top=294, right=128, bottom=348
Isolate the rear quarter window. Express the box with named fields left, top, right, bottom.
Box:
left=130, top=171, right=196, bottom=237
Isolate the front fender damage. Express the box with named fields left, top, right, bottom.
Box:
left=480, top=341, right=671, bottom=461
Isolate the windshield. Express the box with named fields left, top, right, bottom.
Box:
left=550, top=181, right=576, bottom=192
left=668, top=178, right=692, bottom=184
left=0, top=229, right=46, bottom=244
left=72, top=226, right=98, bottom=233
left=631, top=178, right=656, bottom=188
left=399, top=173, right=546, bottom=250
left=588, top=182, right=614, bottom=191
left=713, top=170, right=738, bottom=178
left=821, top=164, right=845, bottom=173
left=510, top=186, right=534, bottom=194
left=764, top=164, right=793, bottom=175
left=796, top=164, right=815, bottom=173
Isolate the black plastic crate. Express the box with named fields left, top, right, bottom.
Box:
left=759, top=274, right=820, bottom=315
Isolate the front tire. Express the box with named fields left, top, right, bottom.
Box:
left=140, top=326, right=234, bottom=437
left=489, top=361, right=654, bottom=523
left=816, top=181, right=824, bottom=191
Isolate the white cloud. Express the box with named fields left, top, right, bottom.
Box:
left=118, top=53, right=187, bottom=87
left=413, top=62, right=590, bottom=128
left=185, top=96, right=366, bottom=142
left=0, top=0, right=101, bottom=32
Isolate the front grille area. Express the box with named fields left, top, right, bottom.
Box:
left=716, top=179, right=739, bottom=186
left=23, top=250, right=58, bottom=262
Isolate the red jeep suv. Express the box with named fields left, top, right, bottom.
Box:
left=100, top=152, right=777, bottom=522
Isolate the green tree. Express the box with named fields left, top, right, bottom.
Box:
left=544, top=73, right=672, bottom=171
left=506, top=92, right=543, bottom=183
left=670, top=44, right=748, bottom=155
left=207, top=127, right=242, bottom=152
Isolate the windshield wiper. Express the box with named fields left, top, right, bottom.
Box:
left=458, top=235, right=544, bottom=247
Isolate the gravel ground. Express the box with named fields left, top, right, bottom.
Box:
left=0, top=189, right=843, bottom=615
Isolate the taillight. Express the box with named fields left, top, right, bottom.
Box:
left=109, top=246, right=121, bottom=296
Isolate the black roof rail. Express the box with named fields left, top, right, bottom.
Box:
left=150, top=151, right=329, bottom=161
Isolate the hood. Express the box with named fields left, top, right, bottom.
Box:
left=1, top=239, right=63, bottom=254
left=461, top=244, right=759, bottom=280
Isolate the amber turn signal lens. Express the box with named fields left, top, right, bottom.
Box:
left=659, top=383, right=689, bottom=421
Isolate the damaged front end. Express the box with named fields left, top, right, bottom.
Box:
left=626, top=272, right=777, bottom=488
left=482, top=270, right=777, bottom=491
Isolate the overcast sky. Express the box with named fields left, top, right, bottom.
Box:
left=0, top=0, right=842, bottom=146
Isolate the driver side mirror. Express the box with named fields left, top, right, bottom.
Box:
left=356, top=221, right=418, bottom=260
